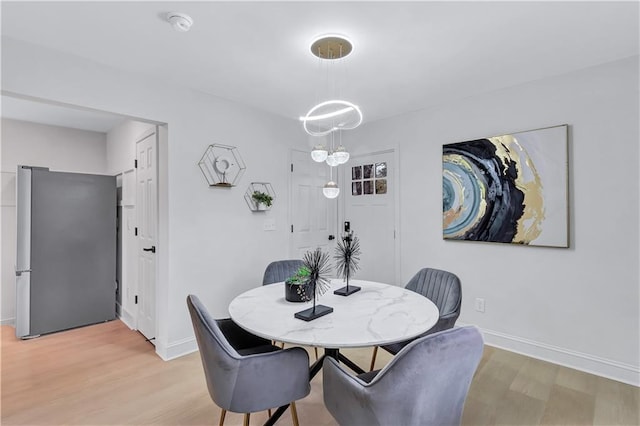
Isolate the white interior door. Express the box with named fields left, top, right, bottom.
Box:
left=340, top=150, right=398, bottom=285
left=136, top=128, right=157, bottom=342
left=118, top=168, right=137, bottom=328
left=290, top=149, right=337, bottom=259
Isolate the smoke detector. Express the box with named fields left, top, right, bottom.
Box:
left=166, top=12, right=193, bottom=32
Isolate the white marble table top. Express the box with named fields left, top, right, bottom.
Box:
left=228, top=279, right=439, bottom=348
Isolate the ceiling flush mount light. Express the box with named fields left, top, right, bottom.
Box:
left=310, top=34, right=353, bottom=59
left=166, top=12, right=193, bottom=32
left=301, top=34, right=362, bottom=198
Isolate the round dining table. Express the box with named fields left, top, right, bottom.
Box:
left=228, top=278, right=439, bottom=426
left=229, top=278, right=439, bottom=349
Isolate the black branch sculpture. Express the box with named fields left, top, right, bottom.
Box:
left=294, top=248, right=334, bottom=321
left=334, top=231, right=362, bottom=296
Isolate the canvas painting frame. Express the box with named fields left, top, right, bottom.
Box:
left=442, top=124, right=569, bottom=248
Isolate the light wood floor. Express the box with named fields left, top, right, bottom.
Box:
left=1, top=320, right=638, bottom=425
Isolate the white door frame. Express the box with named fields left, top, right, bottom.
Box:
left=338, top=148, right=401, bottom=286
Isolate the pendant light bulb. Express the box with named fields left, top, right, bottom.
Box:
left=323, top=181, right=340, bottom=199
left=326, top=153, right=340, bottom=167
left=310, top=145, right=328, bottom=162
left=333, top=145, right=350, bottom=164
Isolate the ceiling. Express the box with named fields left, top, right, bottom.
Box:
left=1, top=1, right=638, bottom=127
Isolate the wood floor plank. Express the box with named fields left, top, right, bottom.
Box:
left=461, top=395, right=497, bottom=425
left=556, top=363, right=599, bottom=395
left=540, top=384, right=596, bottom=425
left=468, top=357, right=520, bottom=406
left=493, top=390, right=546, bottom=425
left=594, top=376, right=640, bottom=425
left=509, top=357, right=559, bottom=401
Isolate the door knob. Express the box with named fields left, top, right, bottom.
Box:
left=143, top=246, right=156, bottom=253
left=328, top=235, right=335, bottom=241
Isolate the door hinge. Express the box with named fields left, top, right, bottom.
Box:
left=291, top=224, right=294, bottom=233
left=291, top=163, right=293, bottom=172
left=135, top=295, right=138, bottom=304
left=134, top=227, right=138, bottom=236
left=134, top=159, right=138, bottom=169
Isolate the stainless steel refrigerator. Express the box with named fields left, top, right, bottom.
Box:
left=15, top=166, right=117, bottom=338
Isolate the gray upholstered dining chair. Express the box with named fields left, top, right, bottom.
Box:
left=187, top=295, right=310, bottom=426
left=262, top=259, right=304, bottom=285
left=370, top=267, right=462, bottom=370
left=324, top=326, right=483, bottom=426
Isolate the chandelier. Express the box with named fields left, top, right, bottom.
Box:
left=299, top=34, right=363, bottom=199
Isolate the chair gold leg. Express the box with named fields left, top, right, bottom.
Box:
left=314, top=347, right=319, bottom=361
left=243, top=413, right=250, bottom=426
left=219, top=409, right=226, bottom=426
left=290, top=401, right=300, bottom=426
left=370, top=346, right=378, bottom=371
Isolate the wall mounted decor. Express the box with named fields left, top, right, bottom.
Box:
left=244, top=182, right=275, bottom=212
left=442, top=124, right=568, bottom=248
left=198, top=144, right=246, bottom=187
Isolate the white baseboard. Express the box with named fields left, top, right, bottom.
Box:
left=117, top=306, right=136, bottom=330
left=462, top=324, right=640, bottom=387
left=1, top=317, right=15, bottom=326
left=155, top=336, right=198, bottom=361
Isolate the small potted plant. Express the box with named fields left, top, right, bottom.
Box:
left=285, top=266, right=313, bottom=302
left=251, top=190, right=273, bottom=210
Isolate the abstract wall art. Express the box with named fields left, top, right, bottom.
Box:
left=442, top=124, right=569, bottom=247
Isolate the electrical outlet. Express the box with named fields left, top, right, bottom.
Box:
left=475, top=298, right=485, bottom=313
left=263, top=218, right=276, bottom=231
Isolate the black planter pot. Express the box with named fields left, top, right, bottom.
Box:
left=285, top=281, right=313, bottom=302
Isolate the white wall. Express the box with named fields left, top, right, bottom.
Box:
left=1, top=38, right=303, bottom=358
left=107, top=120, right=155, bottom=175
left=1, top=118, right=108, bottom=173
left=0, top=118, right=108, bottom=323
left=344, top=56, right=639, bottom=385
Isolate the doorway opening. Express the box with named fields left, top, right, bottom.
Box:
left=1, top=93, right=166, bottom=354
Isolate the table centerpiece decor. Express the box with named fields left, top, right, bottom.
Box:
left=334, top=231, right=362, bottom=296
left=285, top=266, right=313, bottom=302
left=294, top=248, right=334, bottom=321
